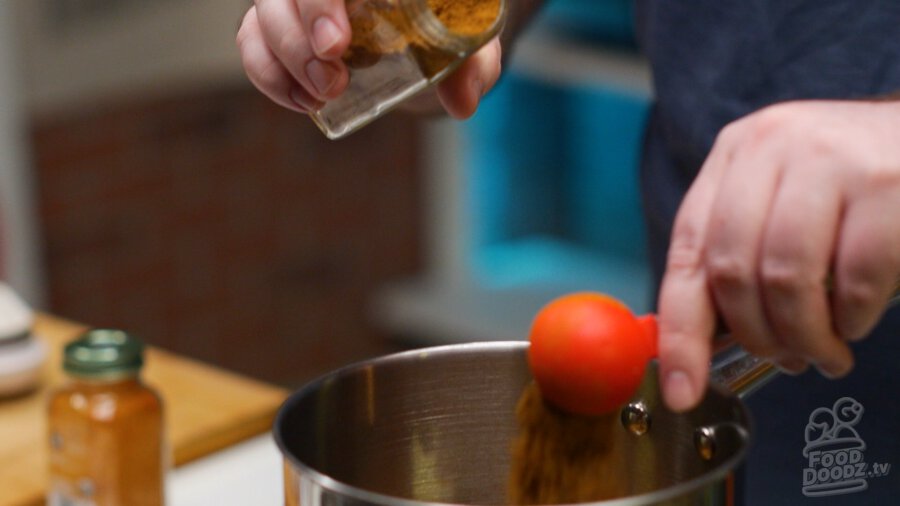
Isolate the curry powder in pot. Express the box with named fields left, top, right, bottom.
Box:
left=509, top=383, right=628, bottom=504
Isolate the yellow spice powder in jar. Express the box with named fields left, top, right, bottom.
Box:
left=427, top=0, right=502, bottom=36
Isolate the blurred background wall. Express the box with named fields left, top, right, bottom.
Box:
left=1, top=0, right=653, bottom=387
left=7, top=0, right=422, bottom=385
left=0, top=1, right=44, bottom=306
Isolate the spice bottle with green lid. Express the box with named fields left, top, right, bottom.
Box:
left=47, top=329, right=166, bottom=506
left=312, top=0, right=507, bottom=139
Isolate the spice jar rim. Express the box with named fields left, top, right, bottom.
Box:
left=63, top=328, right=145, bottom=379
left=402, top=0, right=508, bottom=53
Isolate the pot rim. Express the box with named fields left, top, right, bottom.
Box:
left=274, top=341, right=750, bottom=506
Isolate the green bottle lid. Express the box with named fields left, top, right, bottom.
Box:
left=63, top=329, right=145, bottom=378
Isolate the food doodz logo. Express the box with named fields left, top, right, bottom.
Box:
left=802, top=397, right=892, bottom=497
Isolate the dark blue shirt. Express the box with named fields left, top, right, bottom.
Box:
left=634, top=1, right=900, bottom=504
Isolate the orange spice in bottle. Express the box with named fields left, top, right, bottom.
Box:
left=47, top=329, right=166, bottom=506
left=311, top=0, right=506, bottom=139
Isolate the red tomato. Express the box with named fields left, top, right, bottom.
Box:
left=528, top=292, right=658, bottom=416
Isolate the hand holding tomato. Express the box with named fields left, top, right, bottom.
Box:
left=528, top=293, right=658, bottom=416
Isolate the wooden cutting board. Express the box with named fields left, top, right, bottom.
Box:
left=0, top=314, right=290, bottom=506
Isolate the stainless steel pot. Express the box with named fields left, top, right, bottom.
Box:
left=275, top=286, right=900, bottom=506
left=275, top=341, right=771, bottom=506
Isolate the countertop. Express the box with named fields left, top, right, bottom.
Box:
left=169, top=433, right=284, bottom=505
left=0, top=314, right=289, bottom=506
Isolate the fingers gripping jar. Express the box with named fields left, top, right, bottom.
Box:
left=311, top=0, right=507, bottom=139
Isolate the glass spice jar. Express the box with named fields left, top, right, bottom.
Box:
left=47, top=329, right=166, bottom=506
left=311, top=0, right=507, bottom=139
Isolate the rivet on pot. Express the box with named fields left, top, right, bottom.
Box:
left=621, top=402, right=651, bottom=436
left=694, top=426, right=717, bottom=461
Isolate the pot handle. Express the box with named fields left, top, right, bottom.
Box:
left=709, top=339, right=778, bottom=399
left=710, top=283, right=900, bottom=399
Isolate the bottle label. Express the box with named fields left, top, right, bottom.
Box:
left=48, top=425, right=97, bottom=506
left=47, top=480, right=97, bottom=506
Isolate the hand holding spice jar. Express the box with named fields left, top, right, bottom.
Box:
left=238, top=0, right=507, bottom=139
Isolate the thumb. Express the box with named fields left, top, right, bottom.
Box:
left=436, top=37, right=502, bottom=119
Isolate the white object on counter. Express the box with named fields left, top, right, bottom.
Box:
left=0, top=282, right=45, bottom=397
left=0, top=282, right=33, bottom=338
left=0, top=337, right=46, bottom=397
left=168, top=433, right=284, bottom=506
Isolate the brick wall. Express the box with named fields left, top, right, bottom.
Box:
left=32, top=85, right=424, bottom=385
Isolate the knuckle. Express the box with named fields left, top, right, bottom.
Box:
left=253, top=60, right=287, bottom=92
left=666, top=217, right=707, bottom=273
left=666, top=235, right=704, bottom=273
left=760, top=258, right=816, bottom=294
left=861, top=162, right=900, bottom=188
left=754, top=103, right=793, bottom=126
left=656, top=336, right=680, bottom=359
left=839, top=276, right=882, bottom=309
left=277, top=28, right=308, bottom=61
left=706, top=251, right=754, bottom=290
left=714, top=121, right=743, bottom=146
left=236, top=28, right=254, bottom=53
left=657, top=330, right=694, bottom=362
left=745, top=106, right=793, bottom=144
